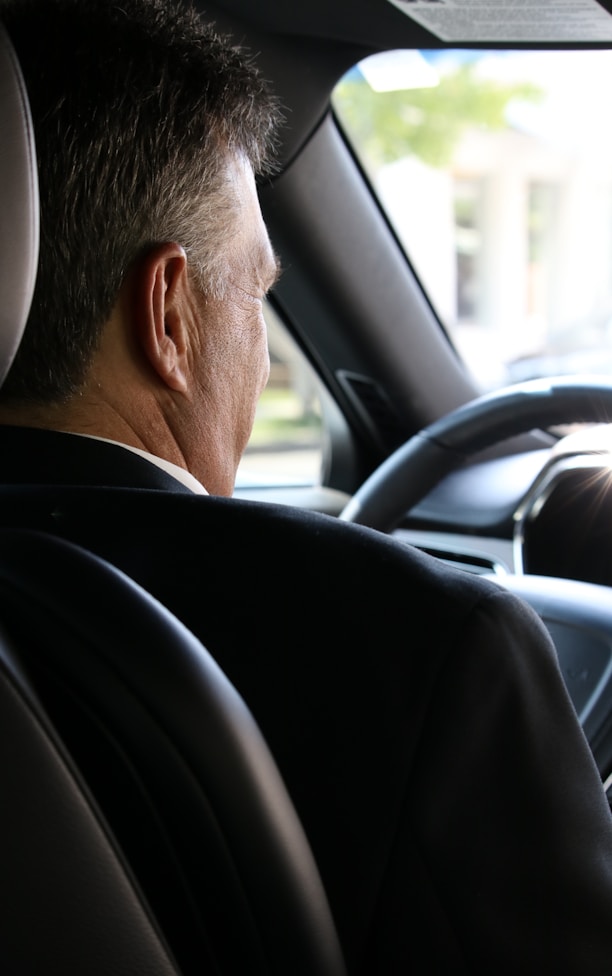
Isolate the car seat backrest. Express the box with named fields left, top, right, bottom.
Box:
left=0, top=610, right=181, bottom=975
left=0, top=527, right=348, bottom=976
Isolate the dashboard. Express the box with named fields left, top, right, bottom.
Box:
left=398, top=426, right=612, bottom=796
left=402, top=426, right=612, bottom=583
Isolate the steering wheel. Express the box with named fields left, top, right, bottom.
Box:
left=339, top=375, right=612, bottom=533
left=339, top=374, right=612, bottom=777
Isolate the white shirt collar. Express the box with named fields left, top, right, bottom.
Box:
left=66, top=431, right=208, bottom=494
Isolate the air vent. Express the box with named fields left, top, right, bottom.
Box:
left=417, top=545, right=500, bottom=576
left=336, top=370, right=408, bottom=451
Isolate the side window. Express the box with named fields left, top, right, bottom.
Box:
left=236, top=302, right=325, bottom=487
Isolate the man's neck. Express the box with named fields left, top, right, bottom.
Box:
left=0, top=398, right=203, bottom=491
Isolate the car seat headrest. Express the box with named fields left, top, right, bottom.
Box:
left=0, top=22, right=38, bottom=386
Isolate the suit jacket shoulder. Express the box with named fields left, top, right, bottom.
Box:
left=0, top=424, right=191, bottom=492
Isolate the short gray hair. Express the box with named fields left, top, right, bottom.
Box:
left=0, top=0, right=282, bottom=402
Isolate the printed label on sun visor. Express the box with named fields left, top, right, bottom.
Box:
left=387, top=0, right=612, bottom=43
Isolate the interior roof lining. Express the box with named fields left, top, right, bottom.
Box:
left=200, top=0, right=612, bottom=51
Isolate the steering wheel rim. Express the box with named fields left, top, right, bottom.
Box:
left=339, top=375, right=612, bottom=533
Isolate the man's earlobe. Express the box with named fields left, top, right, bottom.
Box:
left=158, top=305, right=189, bottom=393
left=134, top=242, right=190, bottom=393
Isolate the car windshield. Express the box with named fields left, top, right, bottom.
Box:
left=333, top=48, right=612, bottom=392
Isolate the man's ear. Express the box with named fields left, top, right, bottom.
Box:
left=132, top=242, right=191, bottom=393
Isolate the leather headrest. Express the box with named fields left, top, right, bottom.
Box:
left=0, top=23, right=38, bottom=386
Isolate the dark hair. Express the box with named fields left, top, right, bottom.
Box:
left=0, top=0, right=281, bottom=402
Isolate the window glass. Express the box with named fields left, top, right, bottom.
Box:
left=333, top=49, right=612, bottom=391
left=237, top=302, right=325, bottom=486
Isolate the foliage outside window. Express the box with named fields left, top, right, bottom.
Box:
left=334, top=49, right=612, bottom=391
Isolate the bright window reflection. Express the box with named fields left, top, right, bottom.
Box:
left=333, top=50, right=612, bottom=390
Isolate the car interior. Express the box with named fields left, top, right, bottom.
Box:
left=4, top=0, right=612, bottom=972
left=226, top=0, right=612, bottom=795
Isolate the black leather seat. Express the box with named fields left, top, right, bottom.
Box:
left=0, top=527, right=346, bottom=975
left=0, top=583, right=181, bottom=976
left=0, top=21, right=346, bottom=976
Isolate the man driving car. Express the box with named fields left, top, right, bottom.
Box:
left=1, top=0, right=612, bottom=971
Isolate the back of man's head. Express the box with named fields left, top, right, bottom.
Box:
left=0, top=0, right=281, bottom=403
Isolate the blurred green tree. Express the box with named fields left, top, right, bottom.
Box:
left=333, top=61, right=542, bottom=170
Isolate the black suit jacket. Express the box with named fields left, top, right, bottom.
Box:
left=1, top=424, right=611, bottom=973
